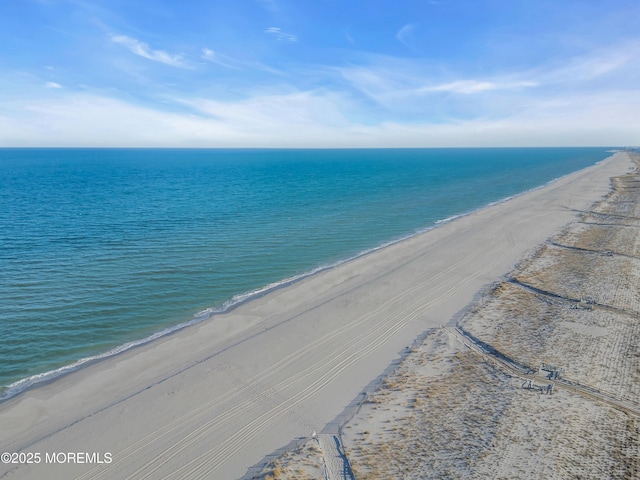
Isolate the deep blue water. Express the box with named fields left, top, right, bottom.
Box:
left=0, top=147, right=612, bottom=398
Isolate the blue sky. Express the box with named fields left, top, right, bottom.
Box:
left=1, top=0, right=639, bottom=147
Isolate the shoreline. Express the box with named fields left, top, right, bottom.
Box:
left=0, top=153, right=618, bottom=403
left=0, top=151, right=633, bottom=480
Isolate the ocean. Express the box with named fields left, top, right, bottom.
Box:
left=0, top=147, right=612, bottom=399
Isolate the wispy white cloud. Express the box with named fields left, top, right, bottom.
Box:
left=111, top=34, right=188, bottom=68
left=201, top=47, right=284, bottom=75
left=5, top=86, right=640, bottom=147
left=345, top=31, right=357, bottom=47
left=396, top=24, right=416, bottom=49
left=179, top=90, right=351, bottom=132
left=0, top=91, right=356, bottom=147
left=338, top=38, right=640, bottom=115
left=3, top=85, right=638, bottom=148
left=201, top=48, right=242, bottom=70
left=337, top=62, right=411, bottom=106
left=339, top=58, right=540, bottom=102
left=265, top=27, right=297, bottom=42
left=45, top=81, right=62, bottom=89
left=533, top=42, right=640, bottom=85
left=419, top=80, right=538, bottom=94
left=201, top=48, right=220, bottom=62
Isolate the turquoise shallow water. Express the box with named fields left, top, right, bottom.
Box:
left=0, top=147, right=612, bottom=398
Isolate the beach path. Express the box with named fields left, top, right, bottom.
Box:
left=317, top=434, right=355, bottom=480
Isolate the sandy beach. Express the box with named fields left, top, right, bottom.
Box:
left=0, top=152, right=633, bottom=480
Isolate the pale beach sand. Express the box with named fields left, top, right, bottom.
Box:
left=0, top=152, right=633, bottom=480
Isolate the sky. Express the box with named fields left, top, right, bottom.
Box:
left=1, top=0, right=639, bottom=147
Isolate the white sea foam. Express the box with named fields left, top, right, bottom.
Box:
left=435, top=213, right=465, bottom=224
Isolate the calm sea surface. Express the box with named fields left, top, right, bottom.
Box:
left=0, top=147, right=612, bottom=398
